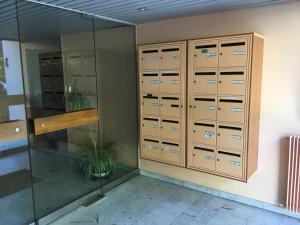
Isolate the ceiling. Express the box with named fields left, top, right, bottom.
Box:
left=0, top=0, right=295, bottom=41
left=33, top=0, right=295, bottom=24
left=0, top=0, right=123, bottom=41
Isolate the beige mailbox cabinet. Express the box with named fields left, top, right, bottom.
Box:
left=139, top=42, right=186, bottom=167
left=139, top=33, right=263, bottom=182
left=188, top=33, right=264, bottom=181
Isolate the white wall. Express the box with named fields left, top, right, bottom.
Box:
left=2, top=40, right=25, bottom=121
left=2, top=41, right=23, bottom=96
left=137, top=1, right=300, bottom=206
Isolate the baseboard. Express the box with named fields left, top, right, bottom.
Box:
left=140, top=170, right=300, bottom=219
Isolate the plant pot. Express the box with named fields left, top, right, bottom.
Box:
left=92, top=171, right=110, bottom=178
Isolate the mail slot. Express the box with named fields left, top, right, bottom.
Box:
left=216, top=149, right=243, bottom=177
left=160, top=96, right=180, bottom=117
left=160, top=47, right=181, bottom=69
left=192, top=70, right=217, bottom=94
left=217, top=124, right=244, bottom=150
left=160, top=71, right=181, bottom=93
left=40, top=57, right=51, bottom=75
left=193, top=42, right=218, bottom=68
left=141, top=72, right=160, bottom=93
left=219, top=39, right=248, bottom=67
left=192, top=121, right=216, bottom=146
left=191, top=145, right=216, bottom=171
left=217, top=97, right=245, bottom=123
left=191, top=96, right=217, bottom=121
left=141, top=138, right=161, bottom=160
left=218, top=69, right=247, bottom=95
left=161, top=140, right=180, bottom=163
left=161, top=118, right=180, bottom=140
left=140, top=48, right=160, bottom=70
left=141, top=117, right=160, bottom=137
left=142, top=95, right=160, bottom=115
left=52, top=56, right=63, bottom=74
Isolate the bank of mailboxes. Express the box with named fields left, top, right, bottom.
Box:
left=139, top=33, right=264, bottom=181
left=139, top=42, right=186, bottom=167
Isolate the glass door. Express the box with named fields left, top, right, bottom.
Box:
left=0, top=1, right=138, bottom=224
left=93, top=20, right=138, bottom=185
left=16, top=0, right=102, bottom=220
left=0, top=1, right=36, bottom=225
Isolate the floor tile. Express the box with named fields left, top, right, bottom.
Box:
left=52, top=175, right=300, bottom=225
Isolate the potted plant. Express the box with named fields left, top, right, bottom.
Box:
left=64, top=81, right=90, bottom=112
left=76, top=135, right=119, bottom=179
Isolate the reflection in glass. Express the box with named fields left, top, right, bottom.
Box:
left=0, top=0, right=138, bottom=223
left=0, top=1, right=35, bottom=225
left=16, top=0, right=138, bottom=221
left=94, top=23, right=138, bottom=183
left=16, top=0, right=102, bottom=219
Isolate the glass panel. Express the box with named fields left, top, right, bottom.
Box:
left=0, top=0, right=139, bottom=222
left=94, top=20, right=138, bottom=185
left=16, top=0, right=104, bottom=220
left=0, top=1, right=36, bottom=225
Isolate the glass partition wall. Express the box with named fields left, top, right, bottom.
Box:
left=0, top=1, right=138, bottom=224
left=0, top=1, right=35, bottom=225
left=94, top=24, right=138, bottom=178
left=17, top=1, right=102, bottom=220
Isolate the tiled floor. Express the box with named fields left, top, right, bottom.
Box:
left=0, top=150, right=131, bottom=225
left=52, top=175, right=300, bottom=225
